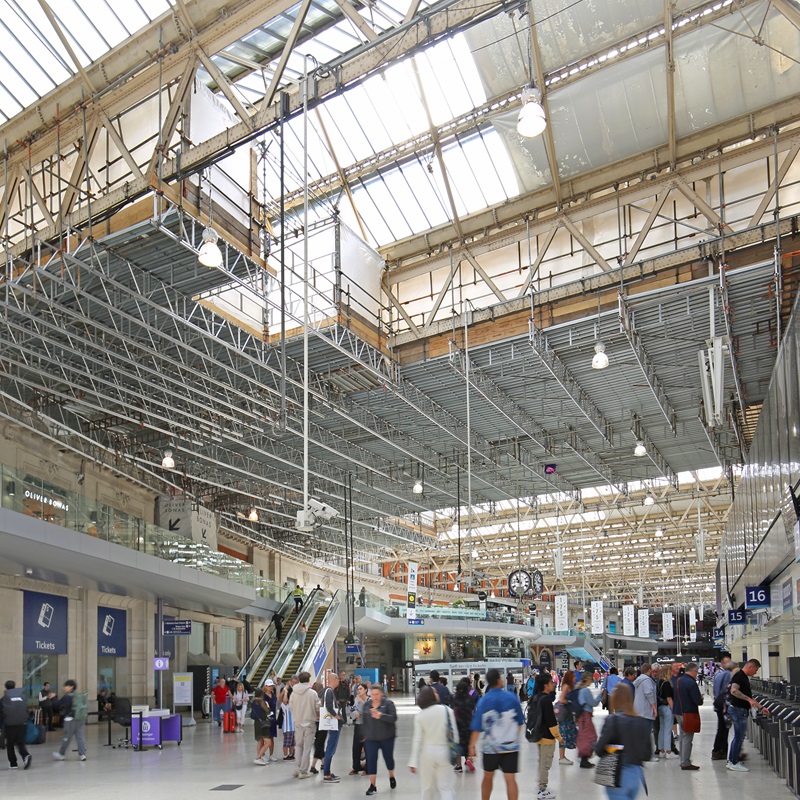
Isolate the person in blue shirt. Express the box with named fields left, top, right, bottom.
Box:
left=575, top=671, right=602, bottom=768
left=600, top=667, right=622, bottom=709
left=469, top=668, right=524, bottom=800
left=619, top=667, right=637, bottom=697
left=429, top=670, right=452, bottom=706
left=711, top=655, right=732, bottom=760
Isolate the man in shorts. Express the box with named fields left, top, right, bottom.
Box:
left=469, top=668, right=524, bottom=800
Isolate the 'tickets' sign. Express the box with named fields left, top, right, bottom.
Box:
left=23, top=590, right=68, bottom=654
left=97, top=607, right=127, bottom=657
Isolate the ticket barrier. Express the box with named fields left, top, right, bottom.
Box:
left=749, top=691, right=800, bottom=794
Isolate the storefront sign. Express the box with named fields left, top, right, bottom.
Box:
left=191, top=504, right=218, bottom=550
left=407, top=562, right=418, bottom=620
left=590, top=600, right=604, bottom=635
left=97, top=606, right=127, bottom=657
left=23, top=488, right=69, bottom=512
left=23, top=590, right=68, bottom=654
left=554, top=595, right=568, bottom=631
left=622, top=605, right=635, bottom=637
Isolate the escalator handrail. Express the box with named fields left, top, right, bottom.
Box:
left=237, top=591, right=297, bottom=681
left=256, top=589, right=324, bottom=685
left=295, top=590, right=341, bottom=676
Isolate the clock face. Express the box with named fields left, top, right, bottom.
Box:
left=508, top=569, right=532, bottom=597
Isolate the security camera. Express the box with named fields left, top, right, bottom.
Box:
left=308, top=498, right=339, bottom=521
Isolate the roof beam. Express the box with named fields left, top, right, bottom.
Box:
left=335, top=0, right=378, bottom=41
left=562, top=216, right=613, bottom=272
left=263, top=0, right=314, bottom=108
left=623, top=190, right=669, bottom=266
left=747, top=138, right=800, bottom=228
left=195, top=45, right=253, bottom=124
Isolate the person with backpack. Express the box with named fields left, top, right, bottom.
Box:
left=52, top=680, right=87, bottom=761
left=526, top=673, right=563, bottom=800
left=452, top=677, right=476, bottom=773
left=1, top=679, right=32, bottom=769
left=555, top=670, right=578, bottom=765
left=600, top=667, right=622, bottom=710
left=575, top=671, right=601, bottom=768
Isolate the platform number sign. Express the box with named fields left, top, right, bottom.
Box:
left=745, top=586, right=771, bottom=609
left=728, top=609, right=746, bottom=625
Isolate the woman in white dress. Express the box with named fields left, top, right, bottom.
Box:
left=409, top=686, right=458, bottom=800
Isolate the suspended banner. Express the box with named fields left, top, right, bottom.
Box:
left=689, top=606, right=697, bottom=641
left=591, top=600, right=604, bottom=635
left=407, top=562, right=418, bottom=621
left=638, top=609, right=650, bottom=639
left=663, top=612, right=674, bottom=640
left=555, top=595, right=569, bottom=631
left=622, top=605, right=635, bottom=637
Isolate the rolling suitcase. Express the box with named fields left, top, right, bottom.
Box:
left=223, top=711, right=236, bottom=733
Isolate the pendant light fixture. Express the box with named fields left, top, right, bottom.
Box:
left=161, top=449, right=175, bottom=469
left=592, top=341, right=609, bottom=369
left=198, top=168, right=223, bottom=268
left=248, top=506, right=259, bottom=522
left=643, top=490, right=655, bottom=506
left=634, top=440, right=647, bottom=457
left=517, top=86, right=546, bottom=138
left=413, top=479, right=423, bottom=494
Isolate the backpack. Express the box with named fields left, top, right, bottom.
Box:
left=72, top=692, right=88, bottom=721
left=525, top=695, right=543, bottom=742
left=566, top=688, right=583, bottom=717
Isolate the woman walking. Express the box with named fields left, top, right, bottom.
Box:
left=232, top=681, right=249, bottom=733
left=575, top=671, right=601, bottom=768
left=362, top=685, right=398, bottom=795
left=655, top=665, right=676, bottom=759
left=262, top=679, right=279, bottom=762
left=350, top=683, right=368, bottom=775
left=556, top=670, right=577, bottom=765
left=409, top=686, right=458, bottom=800
left=594, top=686, right=652, bottom=800
left=298, top=621, right=308, bottom=651
left=451, top=678, right=476, bottom=773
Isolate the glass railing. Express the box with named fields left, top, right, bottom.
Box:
left=377, top=598, right=537, bottom=627
left=266, top=589, right=326, bottom=682
left=298, top=591, right=342, bottom=676
left=0, top=464, right=255, bottom=588
left=238, top=593, right=296, bottom=682
left=254, top=577, right=292, bottom=603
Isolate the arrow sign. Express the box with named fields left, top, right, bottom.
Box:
left=168, top=518, right=181, bottom=531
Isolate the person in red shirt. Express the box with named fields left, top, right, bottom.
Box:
left=212, top=677, right=232, bottom=727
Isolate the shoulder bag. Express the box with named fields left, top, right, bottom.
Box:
left=593, top=716, right=623, bottom=789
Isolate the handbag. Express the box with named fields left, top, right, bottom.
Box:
left=445, top=708, right=460, bottom=765
left=682, top=712, right=701, bottom=733
left=593, top=716, right=623, bottom=789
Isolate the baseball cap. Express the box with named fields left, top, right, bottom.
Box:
left=265, top=679, right=275, bottom=686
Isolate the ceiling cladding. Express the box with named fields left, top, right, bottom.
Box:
left=1, top=0, right=799, bottom=602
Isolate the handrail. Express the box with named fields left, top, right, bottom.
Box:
left=296, top=591, right=341, bottom=677
left=256, top=589, right=323, bottom=685
left=237, top=592, right=296, bottom=682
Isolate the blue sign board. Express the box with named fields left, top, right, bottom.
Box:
left=155, top=614, right=175, bottom=658
left=163, top=619, right=192, bottom=636
left=312, top=640, right=327, bottom=675
left=728, top=609, right=746, bottom=625
left=745, top=586, right=771, bottom=608
left=408, top=618, right=424, bottom=626
left=23, top=590, right=68, bottom=654
left=98, top=606, right=127, bottom=657
left=713, top=626, right=725, bottom=640
left=345, top=643, right=361, bottom=654
left=153, top=657, right=170, bottom=671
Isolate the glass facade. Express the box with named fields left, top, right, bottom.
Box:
left=721, top=302, right=800, bottom=587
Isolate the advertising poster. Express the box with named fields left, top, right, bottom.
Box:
left=554, top=595, right=569, bottom=631
left=637, top=609, right=649, bottom=639
left=407, top=562, right=418, bottom=620
left=97, top=606, right=127, bottom=657
left=663, top=612, right=674, bottom=640
left=23, top=591, right=68, bottom=654
left=591, top=600, right=604, bottom=635
left=622, top=605, right=635, bottom=637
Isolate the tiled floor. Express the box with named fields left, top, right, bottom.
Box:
left=0, top=694, right=790, bottom=800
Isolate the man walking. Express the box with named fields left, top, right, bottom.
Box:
left=727, top=659, right=770, bottom=772
left=529, top=673, right=563, bottom=800
left=469, top=668, right=524, bottom=800
left=619, top=667, right=637, bottom=697
left=711, top=654, right=732, bottom=761
left=633, top=663, right=657, bottom=759
left=289, top=672, right=320, bottom=779
left=321, top=673, right=343, bottom=783
left=674, top=663, right=703, bottom=771
left=1, top=680, right=32, bottom=769
left=52, top=680, right=88, bottom=761
left=39, top=681, right=55, bottom=731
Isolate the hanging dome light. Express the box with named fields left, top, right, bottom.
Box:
left=591, top=341, right=609, bottom=370
left=634, top=440, right=647, bottom=457
left=471, top=549, right=479, bottom=559
left=248, top=506, right=259, bottom=522
left=198, top=227, right=223, bottom=268
left=413, top=479, right=424, bottom=494
left=661, top=566, right=667, bottom=574
left=161, top=449, right=175, bottom=469
left=655, top=528, right=664, bottom=538
left=516, top=87, right=547, bottom=138
left=643, top=491, right=655, bottom=506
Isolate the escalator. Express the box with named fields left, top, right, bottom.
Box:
left=281, top=602, right=329, bottom=677
left=237, top=592, right=298, bottom=688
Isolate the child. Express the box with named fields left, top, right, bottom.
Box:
left=281, top=697, right=295, bottom=760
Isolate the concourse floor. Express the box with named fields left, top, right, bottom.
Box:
left=0, top=693, right=789, bottom=800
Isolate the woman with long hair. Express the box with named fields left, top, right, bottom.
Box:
left=232, top=681, right=249, bottom=733
left=409, top=686, right=458, bottom=800
left=451, top=678, right=476, bottom=773
left=595, top=685, right=653, bottom=800
left=655, top=665, right=676, bottom=759
left=576, top=671, right=602, bottom=768
left=556, top=670, right=577, bottom=765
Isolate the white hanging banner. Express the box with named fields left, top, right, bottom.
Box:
left=622, top=605, right=636, bottom=636
left=407, top=562, right=418, bottom=620
left=638, top=609, right=650, bottom=638
left=663, top=612, right=674, bottom=640
left=555, top=595, right=569, bottom=631
left=591, top=600, right=604, bottom=634
left=689, top=606, right=697, bottom=641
